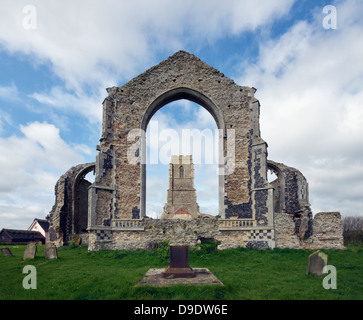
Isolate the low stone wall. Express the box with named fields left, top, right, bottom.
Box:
left=274, top=213, right=301, bottom=248
left=87, top=212, right=344, bottom=251
left=88, top=218, right=276, bottom=251
left=304, top=212, right=344, bottom=249
left=274, top=212, right=344, bottom=249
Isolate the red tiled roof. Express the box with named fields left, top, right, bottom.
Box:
left=174, top=207, right=191, bottom=215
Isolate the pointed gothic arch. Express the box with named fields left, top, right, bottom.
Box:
left=89, top=50, right=272, bottom=229
left=139, top=87, right=226, bottom=218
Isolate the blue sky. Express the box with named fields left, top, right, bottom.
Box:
left=0, top=0, right=362, bottom=229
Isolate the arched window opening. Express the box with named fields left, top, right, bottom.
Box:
left=267, top=163, right=286, bottom=214
left=73, top=165, right=95, bottom=234
left=144, top=98, right=220, bottom=219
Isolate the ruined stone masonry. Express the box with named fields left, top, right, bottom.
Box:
left=48, top=51, right=344, bottom=250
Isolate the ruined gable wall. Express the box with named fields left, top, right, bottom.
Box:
left=94, top=51, right=263, bottom=221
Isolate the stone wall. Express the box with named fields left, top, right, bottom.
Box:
left=267, top=160, right=313, bottom=240
left=305, top=212, right=344, bottom=249
left=48, top=162, right=95, bottom=246
left=49, top=51, right=344, bottom=252
left=89, top=50, right=272, bottom=224
left=274, top=212, right=344, bottom=249
left=88, top=217, right=275, bottom=251
left=88, top=212, right=343, bottom=251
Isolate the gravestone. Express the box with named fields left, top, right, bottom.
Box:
left=306, top=250, right=328, bottom=276
left=23, top=242, right=37, bottom=260
left=162, top=244, right=195, bottom=278
left=45, top=243, right=58, bottom=259
left=1, top=247, right=13, bottom=256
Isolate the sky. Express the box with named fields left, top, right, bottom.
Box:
left=0, top=0, right=362, bottom=229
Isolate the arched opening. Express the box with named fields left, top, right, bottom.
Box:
left=141, top=88, right=225, bottom=219
left=267, top=162, right=286, bottom=213
left=72, top=164, right=95, bottom=234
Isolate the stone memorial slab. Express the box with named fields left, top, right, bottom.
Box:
left=45, top=243, right=58, bottom=259
left=136, top=268, right=224, bottom=287
left=23, top=242, right=37, bottom=260
left=306, top=250, right=328, bottom=276
left=162, top=244, right=195, bottom=278
left=1, top=247, right=13, bottom=256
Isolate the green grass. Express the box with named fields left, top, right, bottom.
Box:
left=1, top=244, right=362, bottom=300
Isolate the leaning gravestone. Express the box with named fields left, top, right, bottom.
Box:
left=1, top=247, right=13, bottom=256
left=306, top=250, right=328, bottom=276
left=45, top=242, right=58, bottom=259
left=23, top=242, right=37, bottom=260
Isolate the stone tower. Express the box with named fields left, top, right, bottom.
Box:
left=162, top=155, right=200, bottom=220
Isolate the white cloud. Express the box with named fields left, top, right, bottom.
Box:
left=29, top=86, right=103, bottom=124
left=0, top=121, right=91, bottom=229
left=0, top=110, right=13, bottom=133
left=2, top=0, right=362, bottom=231
left=0, top=0, right=297, bottom=152
left=0, top=83, right=19, bottom=102
left=0, top=0, right=295, bottom=89
left=237, top=0, right=363, bottom=216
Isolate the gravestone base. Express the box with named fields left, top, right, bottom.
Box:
left=136, top=268, right=224, bottom=287
left=162, top=266, right=195, bottom=278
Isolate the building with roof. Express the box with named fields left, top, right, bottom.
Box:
left=0, top=228, right=45, bottom=244
left=28, top=218, right=50, bottom=242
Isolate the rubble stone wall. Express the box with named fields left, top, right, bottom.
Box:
left=88, top=212, right=343, bottom=251
left=88, top=218, right=275, bottom=251
left=48, top=163, right=95, bottom=246
left=91, top=50, right=271, bottom=224
left=274, top=212, right=344, bottom=249
left=48, top=51, right=344, bottom=252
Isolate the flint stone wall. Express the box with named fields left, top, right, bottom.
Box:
left=274, top=211, right=344, bottom=249
left=88, top=218, right=275, bottom=251
left=49, top=51, right=344, bottom=252
left=48, top=162, right=95, bottom=246
left=88, top=211, right=343, bottom=251
left=92, top=50, right=270, bottom=223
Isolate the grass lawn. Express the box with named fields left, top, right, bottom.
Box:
left=0, top=244, right=362, bottom=300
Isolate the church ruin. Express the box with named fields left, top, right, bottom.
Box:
left=48, top=50, right=344, bottom=250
